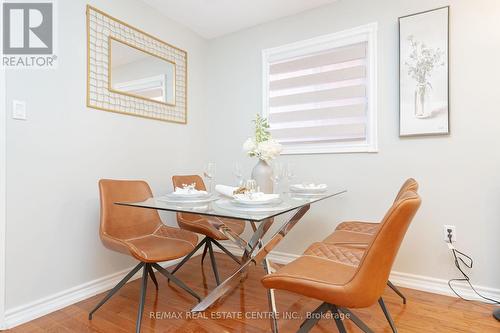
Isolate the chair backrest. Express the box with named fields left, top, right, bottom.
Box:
left=171, top=175, right=206, bottom=225
left=394, top=178, right=419, bottom=203
left=347, top=190, right=421, bottom=306
left=99, top=179, right=161, bottom=240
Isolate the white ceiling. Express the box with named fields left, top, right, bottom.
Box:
left=141, top=0, right=337, bottom=39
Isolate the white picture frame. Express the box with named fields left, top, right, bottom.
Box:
left=399, top=6, right=449, bottom=136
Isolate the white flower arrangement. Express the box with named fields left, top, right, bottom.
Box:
left=243, top=114, right=282, bottom=162
left=405, top=35, right=444, bottom=87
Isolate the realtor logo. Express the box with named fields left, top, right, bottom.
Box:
left=2, top=1, right=57, bottom=68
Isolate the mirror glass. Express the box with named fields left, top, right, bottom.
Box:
left=109, top=38, right=175, bottom=105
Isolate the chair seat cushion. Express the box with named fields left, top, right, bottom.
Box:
left=103, top=224, right=198, bottom=263
left=261, top=255, right=357, bottom=306
left=178, top=214, right=246, bottom=240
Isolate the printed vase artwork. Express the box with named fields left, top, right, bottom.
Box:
left=399, top=7, right=449, bottom=136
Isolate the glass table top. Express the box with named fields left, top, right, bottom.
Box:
left=116, top=189, right=346, bottom=222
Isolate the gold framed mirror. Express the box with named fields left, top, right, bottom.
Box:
left=109, top=37, right=176, bottom=106
left=86, top=5, right=187, bottom=123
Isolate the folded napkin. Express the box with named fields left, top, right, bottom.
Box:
left=173, top=187, right=207, bottom=196
left=215, top=184, right=238, bottom=197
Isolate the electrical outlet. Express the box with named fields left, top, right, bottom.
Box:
left=443, top=225, right=456, bottom=242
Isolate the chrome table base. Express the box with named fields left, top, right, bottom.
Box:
left=191, top=205, right=310, bottom=313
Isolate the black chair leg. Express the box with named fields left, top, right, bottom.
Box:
left=152, top=263, right=201, bottom=301
left=136, top=264, right=149, bottom=333
left=339, top=307, right=374, bottom=333
left=207, top=240, right=221, bottom=285
left=147, top=264, right=159, bottom=290
left=331, top=305, right=347, bottom=333
left=170, top=237, right=208, bottom=275
left=89, top=262, right=144, bottom=320
left=387, top=281, right=406, bottom=304
left=297, top=302, right=330, bottom=332
left=201, top=241, right=209, bottom=264
left=211, top=238, right=242, bottom=265
left=379, top=298, right=397, bottom=333
left=493, top=308, right=500, bottom=321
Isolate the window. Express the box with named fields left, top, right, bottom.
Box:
left=262, top=23, right=377, bottom=154
left=113, top=75, right=170, bottom=102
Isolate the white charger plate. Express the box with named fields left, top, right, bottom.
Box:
left=232, top=195, right=281, bottom=206
left=290, top=184, right=328, bottom=194
left=157, top=194, right=218, bottom=204
left=290, top=192, right=326, bottom=198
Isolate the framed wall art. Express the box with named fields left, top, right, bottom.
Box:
left=399, top=6, right=449, bottom=136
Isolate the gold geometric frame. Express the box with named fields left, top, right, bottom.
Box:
left=86, top=5, right=187, bottom=124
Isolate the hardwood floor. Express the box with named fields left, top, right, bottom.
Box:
left=7, top=253, right=499, bottom=332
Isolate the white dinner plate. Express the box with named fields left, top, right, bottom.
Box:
left=215, top=199, right=290, bottom=213
left=166, top=191, right=209, bottom=199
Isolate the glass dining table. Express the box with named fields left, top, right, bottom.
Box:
left=116, top=188, right=346, bottom=330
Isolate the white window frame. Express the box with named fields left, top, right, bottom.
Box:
left=262, top=23, right=378, bottom=155
left=113, top=74, right=169, bottom=102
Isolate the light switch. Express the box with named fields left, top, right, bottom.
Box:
left=12, top=100, right=27, bottom=120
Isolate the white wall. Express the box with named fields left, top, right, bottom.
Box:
left=1, top=68, right=6, bottom=326
left=4, top=0, right=500, bottom=323
left=4, top=0, right=208, bottom=310
left=205, top=0, right=500, bottom=290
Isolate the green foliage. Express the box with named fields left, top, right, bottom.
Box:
left=254, top=114, right=271, bottom=143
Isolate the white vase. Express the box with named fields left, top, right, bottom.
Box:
left=414, top=83, right=432, bottom=118
left=251, top=159, right=273, bottom=194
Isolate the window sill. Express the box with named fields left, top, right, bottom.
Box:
left=280, top=144, right=378, bottom=155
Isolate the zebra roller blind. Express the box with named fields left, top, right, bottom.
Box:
left=263, top=24, right=377, bottom=154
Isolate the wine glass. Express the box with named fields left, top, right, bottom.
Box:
left=245, top=179, right=258, bottom=197
left=283, top=163, right=296, bottom=192
left=271, top=161, right=283, bottom=194
left=233, top=162, right=243, bottom=186
left=284, top=163, right=295, bottom=181
left=204, top=162, right=216, bottom=193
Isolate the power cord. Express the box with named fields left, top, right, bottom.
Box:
left=446, top=230, right=500, bottom=304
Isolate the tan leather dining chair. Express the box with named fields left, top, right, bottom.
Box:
left=323, top=178, right=418, bottom=244
left=169, top=175, right=245, bottom=285
left=89, top=179, right=201, bottom=333
left=320, top=178, right=419, bottom=304
left=262, top=190, right=421, bottom=333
